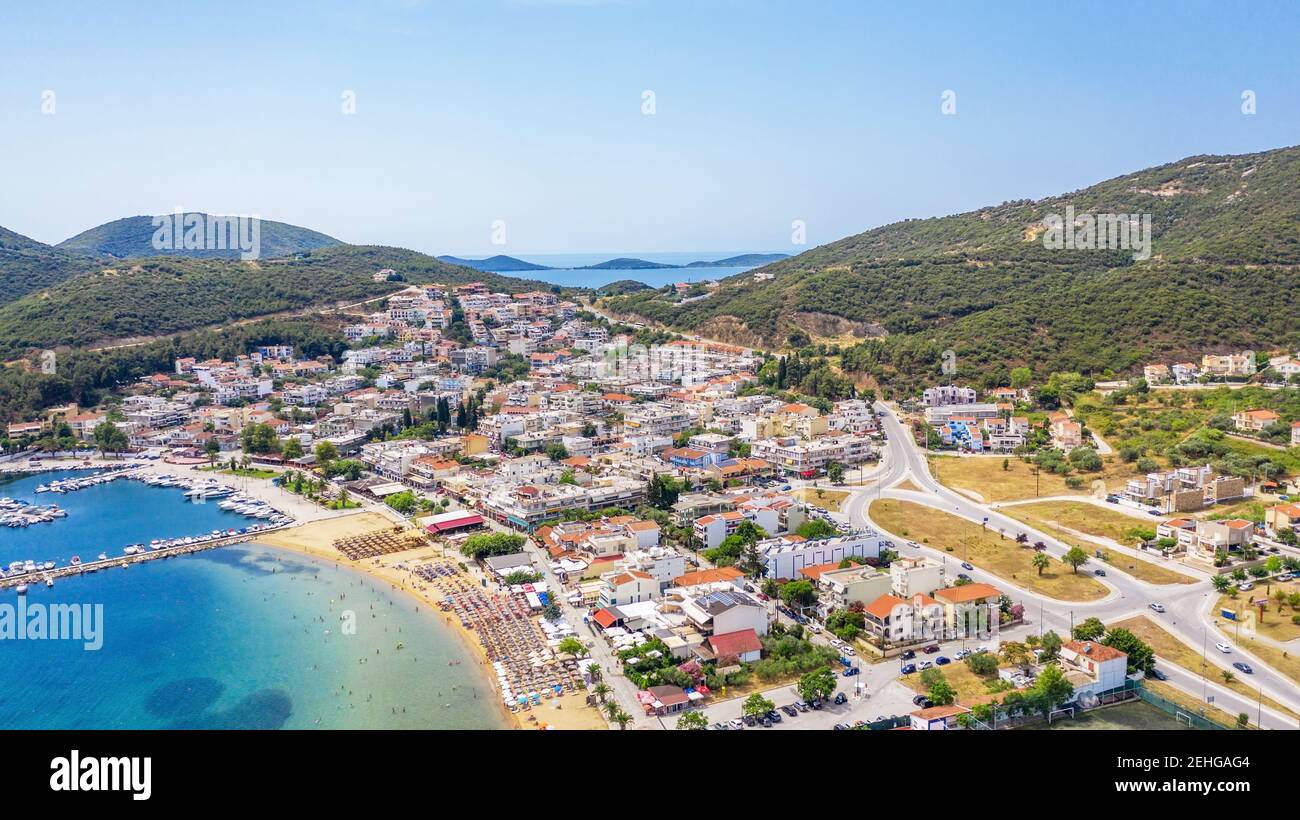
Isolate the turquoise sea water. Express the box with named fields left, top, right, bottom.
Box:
left=0, top=470, right=505, bottom=729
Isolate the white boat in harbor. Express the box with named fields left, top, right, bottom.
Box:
left=15, top=584, right=27, bottom=595
left=97, top=552, right=108, bottom=561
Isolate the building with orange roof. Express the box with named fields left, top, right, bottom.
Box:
left=598, top=569, right=658, bottom=608
left=863, top=592, right=944, bottom=644
left=673, top=567, right=745, bottom=589
left=1265, top=502, right=1300, bottom=535
left=909, top=704, right=971, bottom=731
left=932, top=582, right=1002, bottom=637
left=1059, top=640, right=1129, bottom=700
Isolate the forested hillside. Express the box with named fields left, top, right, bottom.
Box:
left=604, top=145, right=1300, bottom=390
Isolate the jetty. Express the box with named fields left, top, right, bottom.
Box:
left=0, top=525, right=290, bottom=591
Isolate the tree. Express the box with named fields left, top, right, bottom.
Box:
left=92, top=420, right=129, bottom=456
left=966, top=652, right=998, bottom=676
left=557, top=636, right=587, bottom=657
left=796, top=667, right=837, bottom=703
left=742, top=693, right=775, bottom=719
left=460, top=532, right=526, bottom=559
left=1061, top=547, right=1089, bottom=574
left=1032, top=551, right=1051, bottom=576
left=779, top=579, right=818, bottom=611
left=592, top=682, right=611, bottom=703
left=203, top=437, right=221, bottom=465
left=1039, top=630, right=1062, bottom=661
left=999, top=641, right=1031, bottom=671
left=1100, top=627, right=1155, bottom=675
left=314, top=440, right=338, bottom=472
left=676, top=711, right=708, bottom=730
left=385, top=490, right=417, bottom=514
left=1211, top=574, right=1232, bottom=592
left=282, top=437, right=304, bottom=460
left=796, top=518, right=837, bottom=540
left=1030, top=663, right=1075, bottom=717
left=1073, top=617, right=1106, bottom=641
left=613, top=710, right=632, bottom=730
left=827, top=461, right=845, bottom=484
left=928, top=678, right=957, bottom=706
left=240, top=422, right=282, bottom=455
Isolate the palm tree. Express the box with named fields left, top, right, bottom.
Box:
left=1211, top=575, right=1231, bottom=593
left=614, top=710, right=632, bottom=730
left=593, top=682, right=611, bottom=703
left=586, top=662, right=602, bottom=681
left=604, top=700, right=621, bottom=720
left=1032, top=552, right=1051, bottom=576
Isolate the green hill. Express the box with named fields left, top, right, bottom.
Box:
left=0, top=226, right=98, bottom=307
left=603, top=145, right=1300, bottom=391
left=56, top=213, right=344, bottom=259
left=0, top=244, right=565, bottom=356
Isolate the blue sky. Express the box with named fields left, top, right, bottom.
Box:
left=1, top=0, right=1297, bottom=255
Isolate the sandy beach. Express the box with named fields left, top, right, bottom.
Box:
left=259, top=512, right=606, bottom=731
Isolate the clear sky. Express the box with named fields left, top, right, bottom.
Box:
left=1, top=0, right=1297, bottom=256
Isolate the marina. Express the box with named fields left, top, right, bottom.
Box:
left=1, top=466, right=297, bottom=590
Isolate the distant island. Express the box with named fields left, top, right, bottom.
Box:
left=685, top=253, right=790, bottom=267
left=439, top=252, right=789, bottom=272
left=438, top=254, right=553, bottom=272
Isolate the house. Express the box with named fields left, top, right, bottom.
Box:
left=863, top=593, right=945, bottom=644
left=1059, top=640, right=1129, bottom=702
left=1143, top=364, right=1170, bottom=384
left=1202, top=352, right=1256, bottom=378
left=1050, top=417, right=1082, bottom=449
left=679, top=588, right=769, bottom=637
left=672, top=567, right=745, bottom=589
left=1233, top=409, right=1280, bottom=433
left=909, top=704, right=970, bottom=731
left=598, top=570, right=658, bottom=608
left=1264, top=503, right=1300, bottom=536
left=644, top=685, right=691, bottom=715
left=1189, top=518, right=1255, bottom=563
left=706, top=628, right=764, bottom=664
left=933, top=583, right=1002, bottom=638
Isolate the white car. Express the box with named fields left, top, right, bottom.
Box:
left=842, top=646, right=856, bottom=656
left=729, top=718, right=745, bottom=730
left=1215, top=642, right=1232, bottom=654
left=1148, top=603, right=1166, bottom=613
left=1238, top=582, right=1255, bottom=591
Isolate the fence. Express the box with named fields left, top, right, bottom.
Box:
left=1137, top=686, right=1231, bottom=730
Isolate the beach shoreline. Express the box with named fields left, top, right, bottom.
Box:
left=256, top=512, right=604, bottom=730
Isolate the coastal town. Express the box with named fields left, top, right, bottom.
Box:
left=5, top=276, right=1300, bottom=732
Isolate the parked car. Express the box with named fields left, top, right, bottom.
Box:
left=900, top=663, right=917, bottom=675
left=912, top=694, right=933, bottom=707
left=834, top=692, right=848, bottom=705
left=833, top=723, right=851, bottom=730
left=842, top=646, right=856, bottom=656
left=918, top=660, right=933, bottom=670
left=1238, top=582, right=1255, bottom=591
left=935, top=655, right=951, bottom=666
left=711, top=722, right=727, bottom=730
left=1148, top=667, right=1168, bottom=681
left=1215, top=642, right=1232, bottom=654
left=961, top=562, right=974, bottom=571
left=957, top=573, right=972, bottom=582
left=729, top=718, right=745, bottom=730
left=795, top=701, right=809, bottom=712
left=900, top=649, right=916, bottom=660
left=1149, top=603, right=1166, bottom=613
left=781, top=705, right=798, bottom=717
left=743, top=714, right=757, bottom=726
left=1147, top=509, right=1161, bottom=516
left=767, top=710, right=782, bottom=723
left=923, top=644, right=940, bottom=654
left=842, top=666, right=860, bottom=677
left=1233, top=662, right=1253, bottom=674
left=759, top=717, right=772, bottom=728
left=954, top=648, right=971, bottom=660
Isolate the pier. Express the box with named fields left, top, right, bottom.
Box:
left=0, top=526, right=290, bottom=591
